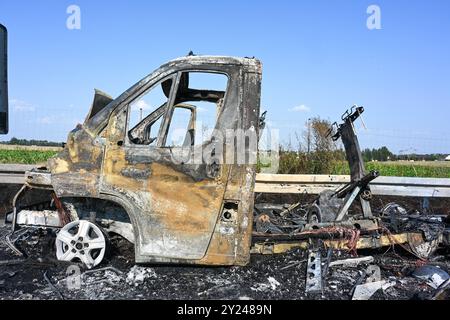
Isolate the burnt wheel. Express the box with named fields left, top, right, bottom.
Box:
left=55, top=220, right=108, bottom=269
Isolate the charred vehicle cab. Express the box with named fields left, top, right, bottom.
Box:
left=9, top=55, right=262, bottom=268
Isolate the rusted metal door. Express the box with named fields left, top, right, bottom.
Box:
left=101, top=68, right=236, bottom=262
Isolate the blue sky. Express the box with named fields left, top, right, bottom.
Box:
left=0, top=0, right=449, bottom=154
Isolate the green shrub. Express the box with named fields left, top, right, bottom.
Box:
left=0, top=150, right=58, bottom=164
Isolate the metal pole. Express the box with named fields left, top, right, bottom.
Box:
left=307, top=118, right=311, bottom=154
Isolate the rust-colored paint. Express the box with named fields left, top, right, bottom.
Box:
left=251, top=232, right=420, bottom=255
left=147, top=163, right=223, bottom=229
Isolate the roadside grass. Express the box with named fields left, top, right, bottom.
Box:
left=0, top=150, right=58, bottom=164
left=331, top=161, right=450, bottom=178
left=263, top=152, right=450, bottom=178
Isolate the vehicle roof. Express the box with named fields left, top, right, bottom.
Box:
left=162, top=55, right=262, bottom=73
left=84, top=55, right=261, bottom=134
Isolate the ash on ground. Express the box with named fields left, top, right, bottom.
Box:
left=1, top=225, right=448, bottom=300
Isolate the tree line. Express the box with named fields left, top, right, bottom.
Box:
left=362, top=147, right=447, bottom=162
left=0, top=137, right=63, bottom=147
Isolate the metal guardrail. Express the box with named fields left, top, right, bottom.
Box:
left=1, top=164, right=450, bottom=198
left=0, top=164, right=36, bottom=184
left=255, top=173, right=450, bottom=198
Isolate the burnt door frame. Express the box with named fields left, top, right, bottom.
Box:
left=101, top=65, right=238, bottom=262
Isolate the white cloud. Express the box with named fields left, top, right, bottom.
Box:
left=266, top=120, right=276, bottom=127
left=35, top=115, right=82, bottom=126
left=36, top=116, right=55, bottom=124
left=10, top=99, right=36, bottom=112
left=131, top=99, right=151, bottom=111
left=72, top=119, right=83, bottom=126
left=197, top=106, right=208, bottom=113
left=289, top=105, right=310, bottom=112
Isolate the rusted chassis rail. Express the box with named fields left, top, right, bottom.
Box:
left=251, top=231, right=427, bottom=255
